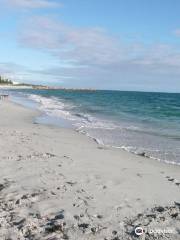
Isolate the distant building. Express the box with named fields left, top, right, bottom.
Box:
left=12, top=81, right=20, bottom=85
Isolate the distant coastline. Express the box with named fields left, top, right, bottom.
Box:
left=0, top=76, right=96, bottom=91
left=0, top=84, right=96, bottom=91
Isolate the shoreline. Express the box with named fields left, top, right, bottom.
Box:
left=0, top=100, right=180, bottom=239
left=10, top=91, right=180, bottom=167
left=9, top=89, right=180, bottom=166
left=8, top=99, right=180, bottom=174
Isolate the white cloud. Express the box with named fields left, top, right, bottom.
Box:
left=18, top=17, right=180, bottom=90
left=5, top=0, right=61, bottom=9
left=19, top=16, right=180, bottom=71
left=21, top=16, right=156, bottom=68
left=2, top=15, right=180, bottom=90
left=20, top=16, right=126, bottom=66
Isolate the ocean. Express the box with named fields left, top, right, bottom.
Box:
left=8, top=89, right=180, bottom=165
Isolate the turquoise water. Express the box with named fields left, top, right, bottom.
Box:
left=9, top=89, right=180, bottom=164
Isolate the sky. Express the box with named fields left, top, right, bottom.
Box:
left=0, top=0, right=180, bottom=92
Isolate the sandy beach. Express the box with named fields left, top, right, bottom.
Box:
left=0, top=100, right=180, bottom=240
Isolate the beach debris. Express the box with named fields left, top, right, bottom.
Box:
left=97, top=214, right=103, bottom=219
left=13, top=217, right=26, bottom=226
left=174, top=201, right=180, bottom=208
left=111, top=237, right=120, bottom=240
left=154, top=206, right=165, bottom=212
left=136, top=173, right=142, bottom=178
left=0, top=190, right=179, bottom=240
left=146, top=213, right=156, bottom=219
left=171, top=212, right=178, bottom=218
left=66, top=181, right=77, bottom=186
left=112, top=230, right=118, bottom=235
left=136, top=151, right=146, bottom=157
left=168, top=177, right=174, bottom=182
left=74, top=215, right=80, bottom=221
left=174, top=180, right=180, bottom=186
left=0, top=183, right=5, bottom=191
left=45, top=221, right=63, bottom=233
left=54, top=211, right=65, bottom=220
left=91, top=227, right=98, bottom=233
left=45, top=152, right=56, bottom=158
left=123, top=203, right=180, bottom=239
left=78, top=223, right=89, bottom=231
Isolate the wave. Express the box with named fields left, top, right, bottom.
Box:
left=28, top=94, right=180, bottom=141
left=28, top=94, right=123, bottom=130
left=14, top=92, right=180, bottom=166
left=28, top=94, right=77, bottom=121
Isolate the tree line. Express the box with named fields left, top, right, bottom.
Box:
left=0, top=76, right=13, bottom=85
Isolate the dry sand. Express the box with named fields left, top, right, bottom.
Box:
left=0, top=100, right=180, bottom=240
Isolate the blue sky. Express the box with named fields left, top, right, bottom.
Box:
left=0, top=0, right=180, bottom=92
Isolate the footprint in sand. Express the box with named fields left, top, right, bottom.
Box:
left=59, top=155, right=74, bottom=167
left=166, top=176, right=180, bottom=188
left=136, top=173, right=143, bottom=178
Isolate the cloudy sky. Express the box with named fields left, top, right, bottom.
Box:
left=0, top=0, right=180, bottom=92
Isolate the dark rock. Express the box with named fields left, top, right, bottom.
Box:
left=74, top=215, right=80, bottom=221
left=78, top=223, right=89, bottom=229
left=13, top=218, right=26, bottom=226
left=137, top=152, right=146, bottom=157
left=31, top=193, right=39, bottom=197
left=63, top=234, right=69, bottom=239
left=35, top=213, right=41, bottom=219
left=54, top=212, right=64, bottom=220
left=21, top=194, right=28, bottom=199
left=112, top=230, right=117, bottom=235
left=0, top=184, right=5, bottom=191
left=171, top=212, right=178, bottom=218
left=154, top=206, right=165, bottom=212
left=15, top=199, right=20, bottom=205
left=97, top=214, right=103, bottom=219
left=174, top=202, right=180, bottom=208
left=46, top=153, right=56, bottom=157
left=45, top=225, right=60, bottom=233
left=45, top=221, right=63, bottom=233
left=159, top=216, right=165, bottom=221
left=146, top=214, right=156, bottom=218
left=168, top=178, right=174, bottom=182
left=66, top=181, right=77, bottom=186
left=91, top=227, right=97, bottom=233
left=112, top=237, right=120, bottom=240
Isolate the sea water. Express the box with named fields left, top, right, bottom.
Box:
left=8, top=89, right=180, bottom=165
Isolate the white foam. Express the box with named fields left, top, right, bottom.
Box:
left=28, top=94, right=136, bottom=133
left=28, top=94, right=77, bottom=121
left=26, top=93, right=180, bottom=166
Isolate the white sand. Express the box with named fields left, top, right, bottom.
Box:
left=0, top=100, right=180, bottom=240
